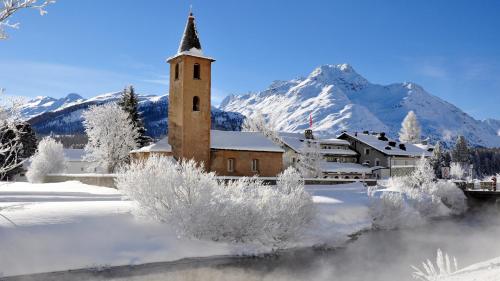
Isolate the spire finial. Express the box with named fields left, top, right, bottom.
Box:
left=189, top=4, right=193, bottom=16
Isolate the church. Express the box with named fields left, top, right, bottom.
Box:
left=131, top=12, right=284, bottom=177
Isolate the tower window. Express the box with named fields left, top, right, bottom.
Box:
left=193, top=63, right=201, bottom=79
left=227, top=158, right=235, bottom=172
left=175, top=63, right=179, bottom=80
left=192, top=96, right=200, bottom=111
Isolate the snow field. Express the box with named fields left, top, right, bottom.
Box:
left=0, top=180, right=371, bottom=277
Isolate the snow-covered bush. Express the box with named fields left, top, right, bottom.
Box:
left=450, top=162, right=465, bottom=180
left=369, top=157, right=467, bottom=229
left=83, top=103, right=138, bottom=173
left=26, top=137, right=66, bottom=183
left=116, top=157, right=314, bottom=246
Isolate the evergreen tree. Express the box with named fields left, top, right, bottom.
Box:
left=451, top=135, right=470, bottom=164
left=118, top=85, right=152, bottom=147
left=399, top=111, right=421, bottom=144
left=430, top=141, right=446, bottom=178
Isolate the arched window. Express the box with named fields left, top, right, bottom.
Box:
left=193, top=96, right=200, bottom=111
left=193, top=63, right=201, bottom=79
left=175, top=63, right=179, bottom=80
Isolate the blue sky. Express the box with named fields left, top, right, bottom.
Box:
left=1, top=0, right=499, bottom=120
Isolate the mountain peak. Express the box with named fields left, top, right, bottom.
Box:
left=307, top=64, right=369, bottom=90
left=64, top=93, right=84, bottom=101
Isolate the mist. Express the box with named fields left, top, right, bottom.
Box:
left=5, top=205, right=500, bottom=281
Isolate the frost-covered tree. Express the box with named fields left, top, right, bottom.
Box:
left=450, top=162, right=465, bottom=180
left=407, top=156, right=435, bottom=188
left=118, top=85, right=152, bottom=148
left=430, top=142, right=446, bottom=179
left=242, top=111, right=281, bottom=145
left=4, top=121, right=37, bottom=180
left=116, top=157, right=314, bottom=246
left=0, top=96, right=28, bottom=180
left=451, top=135, right=470, bottom=164
left=399, top=110, right=421, bottom=144
left=297, top=140, right=323, bottom=178
left=26, top=136, right=65, bottom=183
left=0, top=0, right=55, bottom=39
left=83, top=103, right=138, bottom=173
left=0, top=121, right=23, bottom=180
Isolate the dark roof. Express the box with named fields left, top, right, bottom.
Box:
left=178, top=12, right=202, bottom=53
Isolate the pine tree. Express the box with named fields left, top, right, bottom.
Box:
left=399, top=111, right=421, bottom=144
left=451, top=135, right=470, bottom=164
left=430, top=141, right=446, bottom=178
left=118, top=85, right=152, bottom=148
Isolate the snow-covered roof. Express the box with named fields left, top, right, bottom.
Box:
left=63, top=149, right=86, bottom=162
left=211, top=130, right=284, bottom=153
left=414, top=143, right=434, bottom=152
left=320, top=161, right=373, bottom=174
left=278, top=132, right=356, bottom=155
left=130, top=137, right=172, bottom=153
left=339, top=132, right=432, bottom=157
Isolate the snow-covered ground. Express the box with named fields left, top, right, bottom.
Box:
left=0, top=181, right=371, bottom=277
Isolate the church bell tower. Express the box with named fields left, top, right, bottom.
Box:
left=167, top=11, right=214, bottom=168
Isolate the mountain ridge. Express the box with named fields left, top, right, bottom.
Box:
left=220, top=64, right=500, bottom=148
left=18, top=64, right=500, bottom=147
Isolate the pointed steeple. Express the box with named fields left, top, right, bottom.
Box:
left=178, top=10, right=202, bottom=54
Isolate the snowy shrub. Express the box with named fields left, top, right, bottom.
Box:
left=411, top=249, right=458, bottom=281
left=369, top=157, right=467, bottom=229
left=449, top=162, right=465, bottom=180
left=26, top=137, right=66, bottom=183
left=116, top=157, right=314, bottom=246
left=370, top=188, right=423, bottom=229
left=430, top=181, right=467, bottom=215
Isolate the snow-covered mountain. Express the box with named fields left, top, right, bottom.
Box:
left=26, top=92, right=244, bottom=139
left=220, top=64, right=500, bottom=147
left=19, top=93, right=86, bottom=119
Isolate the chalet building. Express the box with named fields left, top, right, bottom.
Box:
left=338, top=131, right=432, bottom=178
left=131, top=12, right=284, bottom=177
left=279, top=130, right=373, bottom=179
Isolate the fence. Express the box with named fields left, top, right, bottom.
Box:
left=44, top=174, right=378, bottom=188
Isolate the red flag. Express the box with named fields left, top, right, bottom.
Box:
left=309, top=113, right=313, bottom=128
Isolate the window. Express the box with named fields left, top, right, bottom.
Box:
left=227, top=158, right=235, bottom=172
left=193, top=96, right=200, bottom=111
left=193, top=63, right=201, bottom=79
left=175, top=63, right=179, bottom=80
left=364, top=148, right=370, bottom=155
left=375, top=158, right=380, bottom=166
left=251, top=159, right=259, bottom=172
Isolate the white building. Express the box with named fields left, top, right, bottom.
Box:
left=64, top=148, right=103, bottom=174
